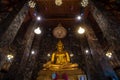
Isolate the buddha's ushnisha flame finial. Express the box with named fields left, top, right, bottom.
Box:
left=57, top=40, right=63, bottom=47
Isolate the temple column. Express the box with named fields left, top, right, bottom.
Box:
left=0, top=3, right=29, bottom=73
left=0, top=4, right=29, bottom=48
left=80, top=32, right=106, bottom=80
left=15, top=21, right=36, bottom=80
left=90, top=1, right=120, bottom=69
left=23, top=34, right=42, bottom=80
left=85, top=23, right=118, bottom=80
left=79, top=35, right=91, bottom=80
left=3, top=20, right=36, bottom=80
left=90, top=1, right=120, bottom=50
left=0, top=1, right=27, bottom=37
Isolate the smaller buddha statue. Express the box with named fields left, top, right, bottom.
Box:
left=43, top=40, right=78, bottom=71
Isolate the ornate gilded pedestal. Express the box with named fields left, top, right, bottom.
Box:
left=37, top=69, right=85, bottom=80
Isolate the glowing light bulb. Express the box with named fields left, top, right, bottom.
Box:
left=70, top=54, right=74, bottom=57
left=106, top=52, right=112, bottom=58
left=77, top=16, right=82, bottom=20
left=37, top=16, right=41, bottom=21
left=34, top=27, right=41, bottom=34
left=47, top=54, right=51, bottom=57
left=31, top=50, right=35, bottom=54
left=85, top=50, right=89, bottom=53
left=78, top=27, right=85, bottom=34
left=7, top=54, right=14, bottom=60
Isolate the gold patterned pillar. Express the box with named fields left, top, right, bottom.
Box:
left=79, top=31, right=107, bottom=80
left=15, top=21, right=36, bottom=80
left=0, top=4, right=29, bottom=48
left=85, top=22, right=118, bottom=80
left=24, top=33, right=42, bottom=80
left=90, top=1, right=120, bottom=50
left=79, top=35, right=91, bottom=80
left=3, top=20, right=36, bottom=80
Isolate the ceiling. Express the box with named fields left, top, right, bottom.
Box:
left=36, top=0, right=82, bottom=18
left=1, top=0, right=118, bottom=55
left=28, top=0, right=89, bottom=29
left=0, top=0, right=119, bottom=53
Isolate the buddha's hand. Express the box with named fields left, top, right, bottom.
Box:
left=60, top=63, right=68, bottom=68
left=43, top=61, right=51, bottom=67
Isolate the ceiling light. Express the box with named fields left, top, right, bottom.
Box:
left=85, top=50, right=89, bottom=53
left=47, top=54, right=51, bottom=57
left=77, top=16, right=82, bottom=20
left=70, top=54, right=74, bottom=57
left=37, top=16, right=41, bottom=21
left=31, top=50, right=35, bottom=54
left=106, top=52, right=112, bottom=58
left=78, top=27, right=85, bottom=34
left=7, top=54, right=14, bottom=60
left=34, top=27, right=41, bottom=34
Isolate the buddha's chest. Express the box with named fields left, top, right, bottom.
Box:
left=55, top=53, right=67, bottom=64
left=55, top=53, right=66, bottom=58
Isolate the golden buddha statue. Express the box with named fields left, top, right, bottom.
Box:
left=43, top=40, right=78, bottom=71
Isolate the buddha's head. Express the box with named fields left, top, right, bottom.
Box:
left=57, top=40, right=64, bottom=52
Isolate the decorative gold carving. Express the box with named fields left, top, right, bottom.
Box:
left=55, top=0, right=62, bottom=6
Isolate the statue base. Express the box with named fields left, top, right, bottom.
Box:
left=37, top=69, right=86, bottom=80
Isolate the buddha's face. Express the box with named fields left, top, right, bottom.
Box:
left=57, top=40, right=64, bottom=52
left=57, top=45, right=63, bottom=52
